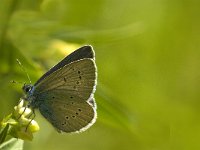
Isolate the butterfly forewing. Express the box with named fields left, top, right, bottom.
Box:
left=35, top=46, right=95, bottom=85
left=34, top=58, right=96, bottom=101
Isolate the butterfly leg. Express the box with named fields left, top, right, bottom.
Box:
left=25, top=109, right=36, bottom=132
left=17, top=106, right=27, bottom=120
left=16, top=96, right=29, bottom=119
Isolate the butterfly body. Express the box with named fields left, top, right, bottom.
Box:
left=22, top=46, right=97, bottom=133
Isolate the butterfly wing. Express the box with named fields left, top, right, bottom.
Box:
left=33, top=58, right=97, bottom=132
left=35, top=58, right=97, bottom=100
left=35, top=45, right=95, bottom=85
left=39, top=97, right=96, bottom=133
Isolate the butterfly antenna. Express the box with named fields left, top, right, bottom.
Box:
left=10, top=80, right=24, bottom=84
left=16, top=59, right=32, bottom=84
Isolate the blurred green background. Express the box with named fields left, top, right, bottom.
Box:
left=0, top=0, right=200, bottom=150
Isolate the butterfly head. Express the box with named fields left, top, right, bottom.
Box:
left=22, top=83, right=38, bottom=108
left=22, top=83, right=34, bottom=95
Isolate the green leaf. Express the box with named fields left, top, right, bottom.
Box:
left=0, top=124, right=9, bottom=144
left=0, top=138, right=24, bottom=150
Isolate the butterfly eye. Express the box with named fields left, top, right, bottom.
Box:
left=25, top=86, right=31, bottom=93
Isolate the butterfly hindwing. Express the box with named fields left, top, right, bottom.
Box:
left=39, top=96, right=96, bottom=133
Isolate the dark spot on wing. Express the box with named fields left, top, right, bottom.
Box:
left=78, top=108, right=82, bottom=112
left=65, top=116, right=69, bottom=119
left=78, top=71, right=81, bottom=74
left=76, top=81, right=80, bottom=84
left=76, top=112, right=79, bottom=115
left=64, top=77, right=66, bottom=82
left=70, top=96, right=73, bottom=99
left=79, top=76, right=82, bottom=79
left=62, top=121, right=67, bottom=126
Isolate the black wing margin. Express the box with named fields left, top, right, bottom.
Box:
left=35, top=45, right=95, bottom=86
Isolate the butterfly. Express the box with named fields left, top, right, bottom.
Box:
left=22, top=45, right=97, bottom=133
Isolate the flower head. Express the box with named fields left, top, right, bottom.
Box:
left=0, top=99, right=39, bottom=141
